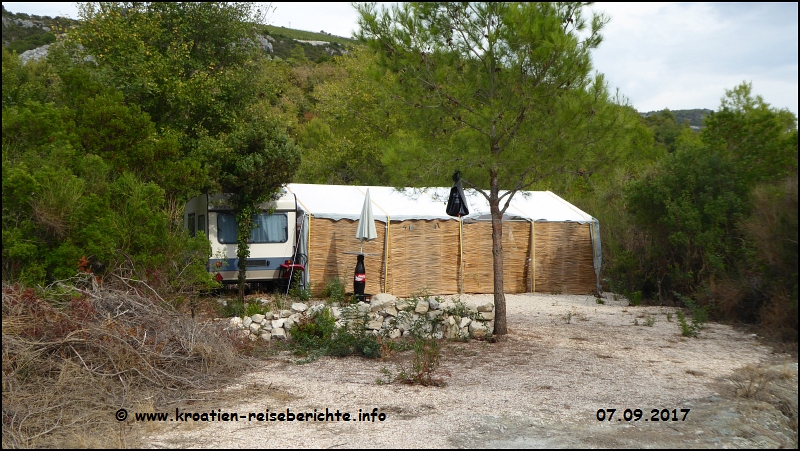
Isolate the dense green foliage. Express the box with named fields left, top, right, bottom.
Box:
left=2, top=3, right=301, bottom=296
left=612, top=84, right=797, bottom=338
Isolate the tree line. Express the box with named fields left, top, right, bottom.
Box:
left=2, top=2, right=796, bottom=340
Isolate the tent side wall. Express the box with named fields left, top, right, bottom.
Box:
left=306, top=216, right=596, bottom=298
left=462, top=221, right=532, bottom=294
left=533, top=222, right=596, bottom=294
left=307, top=218, right=386, bottom=297
left=387, top=219, right=460, bottom=297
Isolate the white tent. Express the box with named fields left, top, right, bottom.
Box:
left=285, top=184, right=601, bottom=296
left=286, top=184, right=596, bottom=223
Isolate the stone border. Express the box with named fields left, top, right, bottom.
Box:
left=224, top=293, right=495, bottom=342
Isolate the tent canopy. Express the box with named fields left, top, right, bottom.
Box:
left=285, top=184, right=595, bottom=223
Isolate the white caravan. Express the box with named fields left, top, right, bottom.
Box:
left=184, top=191, right=306, bottom=286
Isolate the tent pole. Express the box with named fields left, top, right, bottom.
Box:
left=384, top=216, right=390, bottom=293
left=532, top=219, right=536, bottom=294
left=529, top=219, right=533, bottom=293
left=459, top=216, right=464, bottom=295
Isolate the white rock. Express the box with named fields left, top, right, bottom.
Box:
left=249, top=323, right=261, bottom=334
left=251, top=314, right=265, bottom=324
left=446, top=327, right=457, bottom=339
left=280, top=310, right=292, bottom=318
left=229, top=317, right=243, bottom=328
left=370, top=300, right=388, bottom=312
left=330, top=307, right=342, bottom=319
left=261, top=321, right=273, bottom=331
left=395, top=299, right=410, bottom=311
left=372, top=293, right=397, bottom=304
left=242, top=317, right=253, bottom=328
left=428, top=299, right=440, bottom=310
left=260, top=319, right=268, bottom=326
left=415, top=300, right=430, bottom=314
left=396, top=313, right=413, bottom=332
left=273, top=313, right=280, bottom=320
left=367, top=319, right=384, bottom=330
left=307, top=304, right=326, bottom=316
left=469, top=320, right=487, bottom=334
left=384, top=305, right=398, bottom=317
left=356, top=302, right=370, bottom=314
left=447, top=315, right=456, bottom=326
left=260, top=333, right=271, bottom=342
left=271, top=328, right=286, bottom=339
left=272, top=319, right=286, bottom=329
left=427, top=310, right=443, bottom=320
left=477, top=302, right=494, bottom=312
left=289, top=313, right=303, bottom=323
left=460, top=317, right=472, bottom=328
left=480, top=311, right=495, bottom=321
left=389, top=329, right=402, bottom=339
left=291, top=302, right=308, bottom=313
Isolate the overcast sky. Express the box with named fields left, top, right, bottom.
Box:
left=4, top=2, right=797, bottom=117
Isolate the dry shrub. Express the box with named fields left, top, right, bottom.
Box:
left=760, top=292, right=799, bottom=343
left=2, top=275, right=251, bottom=448
left=712, top=277, right=749, bottom=322
left=729, top=364, right=778, bottom=399
left=742, top=175, right=799, bottom=340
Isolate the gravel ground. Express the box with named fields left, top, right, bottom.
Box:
left=140, top=293, right=798, bottom=448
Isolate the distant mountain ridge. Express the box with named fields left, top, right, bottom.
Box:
left=641, top=108, right=713, bottom=128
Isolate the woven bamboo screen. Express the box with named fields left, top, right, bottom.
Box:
left=307, top=217, right=595, bottom=297
left=307, top=218, right=386, bottom=297
left=386, top=219, right=460, bottom=297
left=462, top=221, right=532, bottom=294
left=533, top=222, right=595, bottom=294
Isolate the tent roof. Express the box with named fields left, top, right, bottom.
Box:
left=285, top=183, right=595, bottom=223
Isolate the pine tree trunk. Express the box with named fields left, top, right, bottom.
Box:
left=489, top=170, right=508, bottom=335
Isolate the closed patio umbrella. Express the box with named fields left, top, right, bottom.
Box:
left=355, top=188, right=378, bottom=253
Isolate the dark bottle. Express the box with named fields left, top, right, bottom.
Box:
left=353, top=254, right=366, bottom=300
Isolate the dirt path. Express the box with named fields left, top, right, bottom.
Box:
left=141, top=293, right=797, bottom=448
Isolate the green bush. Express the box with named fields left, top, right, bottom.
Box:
left=321, top=277, right=346, bottom=304
left=674, top=292, right=707, bottom=337
left=396, top=337, right=446, bottom=386
left=289, top=306, right=381, bottom=362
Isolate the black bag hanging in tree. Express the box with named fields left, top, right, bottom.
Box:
left=446, top=171, right=470, bottom=217
left=353, top=254, right=366, bottom=301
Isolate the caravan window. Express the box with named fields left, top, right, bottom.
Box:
left=217, top=212, right=288, bottom=244
left=198, top=215, right=205, bottom=235
left=188, top=213, right=196, bottom=237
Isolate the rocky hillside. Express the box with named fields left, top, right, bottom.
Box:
left=2, top=5, right=79, bottom=54
left=2, top=5, right=356, bottom=64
